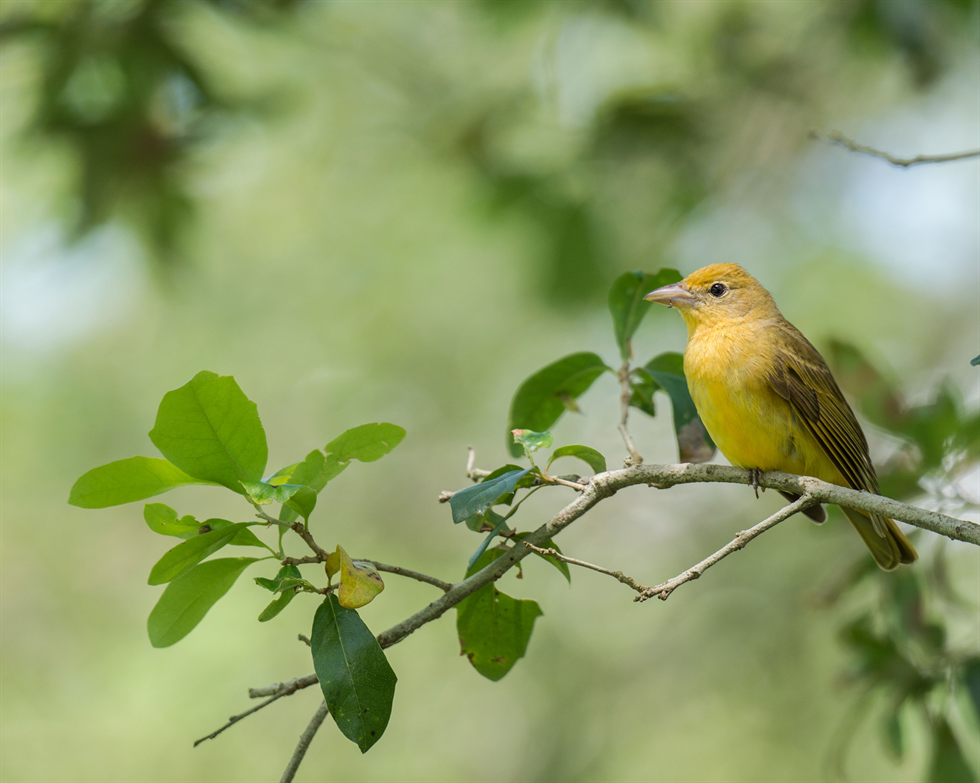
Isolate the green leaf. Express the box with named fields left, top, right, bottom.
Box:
left=283, top=486, right=317, bottom=523
left=882, top=708, right=904, bottom=760
left=449, top=468, right=535, bottom=525
left=467, top=513, right=510, bottom=570
left=547, top=445, right=606, bottom=475
left=609, top=269, right=682, bottom=361
left=927, top=716, right=976, bottom=783
left=628, top=367, right=659, bottom=417
left=256, top=565, right=303, bottom=622
left=971, top=355, right=979, bottom=367
left=311, top=595, right=397, bottom=753
left=240, top=480, right=302, bottom=506
left=147, top=557, right=258, bottom=648
left=962, top=657, right=980, bottom=724
left=255, top=565, right=303, bottom=592
left=456, top=550, right=544, bottom=681
left=512, top=533, right=571, bottom=583
left=148, top=371, right=268, bottom=494
left=643, top=352, right=715, bottom=463
left=511, top=429, right=553, bottom=459
left=69, top=456, right=216, bottom=509
left=148, top=523, right=256, bottom=585
left=143, top=503, right=202, bottom=538
left=277, top=450, right=330, bottom=524
left=507, top=352, right=612, bottom=457
left=258, top=590, right=296, bottom=622
left=326, top=423, right=406, bottom=464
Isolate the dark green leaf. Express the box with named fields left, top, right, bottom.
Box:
left=608, top=269, right=682, bottom=361
left=456, top=550, right=543, bottom=681
left=69, top=456, right=216, bottom=508
left=547, top=445, right=606, bottom=475
left=143, top=503, right=202, bottom=538
left=511, top=429, right=553, bottom=458
left=311, top=595, right=397, bottom=753
left=644, top=352, right=715, bottom=463
left=628, top=367, right=659, bottom=417
left=148, top=371, right=268, bottom=493
left=927, top=716, right=976, bottom=783
left=971, top=355, right=979, bottom=367
left=467, top=514, right=510, bottom=570
left=240, top=480, right=302, bottom=506
left=507, top=353, right=612, bottom=457
left=449, top=468, right=535, bottom=525
left=962, top=657, right=980, bottom=724
left=512, top=533, right=571, bottom=583
left=147, top=557, right=258, bottom=648
left=148, top=524, right=255, bottom=585
left=883, top=708, right=904, bottom=760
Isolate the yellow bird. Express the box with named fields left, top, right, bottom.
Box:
left=644, top=263, right=917, bottom=570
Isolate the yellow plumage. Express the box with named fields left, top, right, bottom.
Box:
left=645, top=263, right=917, bottom=570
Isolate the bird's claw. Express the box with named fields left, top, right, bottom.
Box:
left=748, top=468, right=761, bottom=499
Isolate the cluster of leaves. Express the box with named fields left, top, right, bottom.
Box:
left=825, top=556, right=980, bottom=782
left=822, top=343, right=980, bottom=780
left=69, top=370, right=404, bottom=753
left=0, top=0, right=298, bottom=261
left=444, top=269, right=712, bottom=681
left=506, top=269, right=714, bottom=462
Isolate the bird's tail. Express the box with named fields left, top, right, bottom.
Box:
left=842, top=507, right=918, bottom=570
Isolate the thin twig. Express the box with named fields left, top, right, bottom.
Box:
left=193, top=695, right=284, bottom=747
left=249, top=674, right=319, bottom=700
left=542, top=475, right=587, bottom=492
left=363, top=561, right=453, bottom=592
left=282, top=555, right=321, bottom=566
left=466, top=445, right=492, bottom=480
left=280, top=701, right=329, bottom=783
left=523, top=542, right=646, bottom=591
left=297, top=634, right=311, bottom=648
left=255, top=509, right=291, bottom=527
left=811, top=130, right=980, bottom=168
left=617, top=361, right=642, bottom=464
left=635, top=494, right=817, bottom=602
left=290, top=522, right=330, bottom=560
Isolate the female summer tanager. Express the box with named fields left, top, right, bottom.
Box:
left=644, top=263, right=917, bottom=570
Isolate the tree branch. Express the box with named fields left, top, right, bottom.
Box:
left=522, top=541, right=647, bottom=592
left=617, top=361, right=642, bottom=465
left=363, top=561, right=453, bottom=592
left=280, top=701, right=329, bottom=783
left=248, top=674, right=319, bottom=700
left=811, top=130, right=980, bottom=168
left=634, top=493, right=817, bottom=601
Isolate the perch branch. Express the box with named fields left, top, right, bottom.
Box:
left=811, top=130, right=980, bottom=168
left=280, top=702, right=329, bottom=783
left=248, top=674, right=319, bottom=700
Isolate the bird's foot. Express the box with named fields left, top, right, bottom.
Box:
left=747, top=468, right=763, bottom=499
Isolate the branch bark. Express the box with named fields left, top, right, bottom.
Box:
left=280, top=702, right=329, bottom=783
left=811, top=130, right=980, bottom=168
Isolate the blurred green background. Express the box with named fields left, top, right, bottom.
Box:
left=1, top=1, right=978, bottom=780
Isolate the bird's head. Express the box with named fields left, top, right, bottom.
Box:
left=644, top=263, right=777, bottom=332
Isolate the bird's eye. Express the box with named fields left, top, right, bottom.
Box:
left=709, top=283, right=727, bottom=298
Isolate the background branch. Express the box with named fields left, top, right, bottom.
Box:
left=280, top=702, right=329, bottom=783
left=811, top=130, right=980, bottom=167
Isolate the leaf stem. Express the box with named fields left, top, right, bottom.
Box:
left=617, top=361, right=643, bottom=465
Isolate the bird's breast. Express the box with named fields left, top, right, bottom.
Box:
left=683, top=321, right=810, bottom=474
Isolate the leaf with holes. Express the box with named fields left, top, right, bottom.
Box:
left=311, top=595, right=397, bottom=753
left=507, top=353, right=611, bottom=457
left=456, top=550, right=544, bottom=681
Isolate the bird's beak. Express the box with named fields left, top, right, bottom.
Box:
left=644, top=283, right=695, bottom=309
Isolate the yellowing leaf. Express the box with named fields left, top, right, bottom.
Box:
left=334, top=545, right=385, bottom=609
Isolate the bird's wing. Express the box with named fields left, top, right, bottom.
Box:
left=764, top=321, right=881, bottom=501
